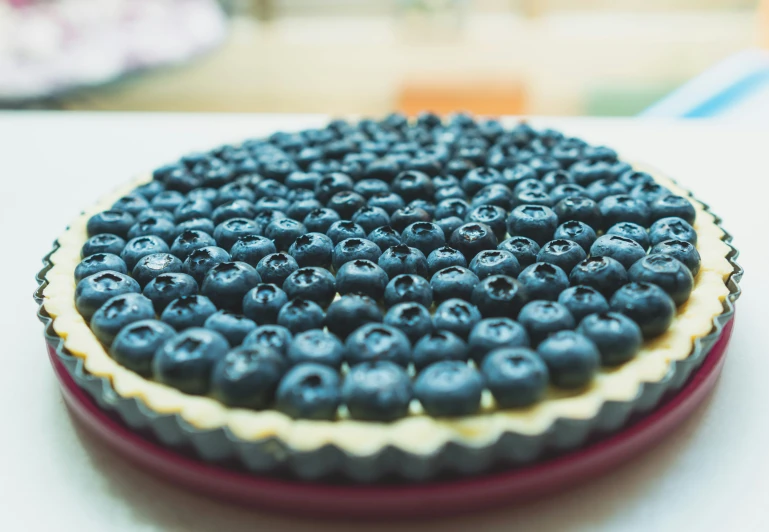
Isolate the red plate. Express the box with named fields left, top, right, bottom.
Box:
left=48, top=317, right=734, bottom=519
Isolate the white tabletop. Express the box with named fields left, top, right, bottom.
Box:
left=2, top=113, right=767, bottom=532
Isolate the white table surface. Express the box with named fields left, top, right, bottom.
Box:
left=2, top=112, right=767, bottom=532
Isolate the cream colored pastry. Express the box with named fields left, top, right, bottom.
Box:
left=42, top=165, right=734, bottom=456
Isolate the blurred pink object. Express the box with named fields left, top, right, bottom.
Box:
left=0, top=0, right=227, bottom=101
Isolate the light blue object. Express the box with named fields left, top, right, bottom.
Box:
left=641, top=49, right=769, bottom=120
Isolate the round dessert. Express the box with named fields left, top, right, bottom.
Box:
left=39, top=114, right=739, bottom=482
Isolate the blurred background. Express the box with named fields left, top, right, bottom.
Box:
left=2, top=0, right=768, bottom=118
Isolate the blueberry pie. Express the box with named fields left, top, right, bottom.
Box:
left=38, top=114, right=740, bottom=482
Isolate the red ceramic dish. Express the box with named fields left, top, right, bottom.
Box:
left=47, top=315, right=734, bottom=519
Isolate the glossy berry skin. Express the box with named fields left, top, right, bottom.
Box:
left=392, top=170, right=435, bottom=202
left=606, top=222, right=650, bottom=250
left=90, top=293, right=156, bottom=346
left=434, top=216, right=464, bottom=239
left=553, top=196, right=602, bottom=229
left=130, top=252, right=183, bottom=288
left=135, top=180, right=165, bottom=200
left=160, top=295, right=218, bottom=331
left=286, top=232, right=333, bottom=268
left=472, top=184, right=514, bottom=210
left=517, top=262, right=569, bottom=301
left=142, top=272, right=198, bottom=313
left=628, top=254, right=694, bottom=306
left=243, top=325, right=293, bottom=356
left=75, top=253, right=128, bottom=283
left=282, top=267, right=336, bottom=307
left=150, top=190, right=186, bottom=211
left=213, top=218, right=260, bottom=250
left=498, top=236, right=540, bottom=268
left=536, top=240, right=587, bottom=274
left=558, top=286, right=610, bottom=323
left=430, top=266, right=480, bottom=303
left=275, top=363, right=341, bottom=420
left=590, top=234, right=647, bottom=270
left=368, top=192, right=406, bottom=216
left=200, top=261, right=261, bottom=312
left=553, top=221, right=597, bottom=253
left=335, top=259, right=389, bottom=299
left=400, top=222, right=446, bottom=256
left=332, top=238, right=382, bottom=270
left=302, top=207, right=340, bottom=234
left=462, top=167, right=503, bottom=195
left=449, top=222, right=498, bottom=259
left=381, top=275, right=431, bottom=310
left=229, top=235, right=276, bottom=267
left=113, top=194, right=150, bottom=216
left=287, top=198, right=322, bottom=221
left=262, top=218, right=305, bottom=251
left=351, top=206, right=390, bottom=234
left=168, top=230, right=215, bottom=261
left=174, top=197, right=213, bottom=223
left=651, top=239, right=701, bottom=276
left=325, top=294, right=383, bottom=339
left=384, top=302, right=433, bottom=343
left=211, top=200, right=256, bottom=226
left=569, top=256, right=628, bottom=298
left=427, top=246, right=467, bottom=276
left=277, top=298, right=325, bottom=334
left=110, top=319, right=175, bottom=376
left=466, top=205, right=508, bottom=240
left=242, top=283, right=288, bottom=324
left=327, top=191, right=366, bottom=220
left=210, top=345, right=286, bottom=409
left=598, top=195, right=650, bottom=229
left=482, top=347, right=549, bottom=408
left=120, top=236, right=170, bottom=271
left=256, top=252, right=299, bottom=286
left=174, top=218, right=216, bottom=238
left=314, top=172, right=354, bottom=203
left=414, top=361, right=484, bottom=417
left=610, top=282, right=676, bottom=338
left=153, top=328, right=229, bottom=395
left=537, top=331, right=600, bottom=389
left=468, top=317, right=530, bottom=363
left=471, top=275, right=528, bottom=319
left=367, top=226, right=401, bottom=252
left=126, top=215, right=177, bottom=245
left=585, top=179, right=628, bottom=201
left=469, top=249, right=522, bottom=280
left=390, top=206, right=431, bottom=233
left=506, top=205, right=558, bottom=246
left=342, top=362, right=413, bottom=421
left=345, top=323, right=412, bottom=367
left=630, top=182, right=670, bottom=204
left=87, top=210, right=135, bottom=239
left=432, top=299, right=482, bottom=339
left=518, top=300, right=576, bottom=345
left=203, top=311, right=257, bottom=347
left=353, top=179, right=390, bottom=199
left=435, top=198, right=470, bottom=220
left=649, top=217, right=697, bottom=247
left=577, top=312, right=643, bottom=366
left=75, top=271, right=141, bottom=321
left=325, top=220, right=367, bottom=246
left=287, top=329, right=345, bottom=368
left=81, top=233, right=126, bottom=258
left=650, top=195, right=696, bottom=224
left=378, top=244, right=428, bottom=278
left=550, top=184, right=587, bottom=204
left=413, top=331, right=469, bottom=371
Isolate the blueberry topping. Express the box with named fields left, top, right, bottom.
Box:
left=401, top=221, right=446, bottom=256
left=649, top=217, right=697, bottom=247
left=518, top=300, right=575, bottom=345
left=390, top=206, right=431, bottom=233
left=277, top=298, right=325, bottom=334
left=414, top=361, right=484, bottom=417
left=378, top=244, right=429, bottom=279
left=282, top=267, right=336, bottom=307
left=120, top=235, right=170, bottom=271
left=332, top=238, right=382, bottom=271
left=345, top=323, right=412, bottom=367
left=200, top=261, right=261, bottom=312
left=90, top=293, right=156, bottom=346
left=342, top=362, right=413, bottom=421
left=650, top=195, right=696, bottom=224
left=413, top=331, right=469, bottom=370
left=75, top=253, right=128, bottom=283
left=110, top=319, right=175, bottom=376
left=557, top=285, right=610, bottom=323
left=610, top=282, right=676, bottom=338
left=569, top=256, right=628, bottom=298
left=470, top=274, right=528, bottom=319
left=75, top=271, right=141, bottom=321
left=498, top=236, right=540, bottom=268
left=468, top=317, right=530, bottom=363
left=628, top=254, right=694, bottom=306
left=536, top=239, right=587, bottom=274
left=213, top=218, right=260, bottom=250
left=598, top=195, right=650, bottom=229
left=81, top=233, right=126, bottom=258
left=243, top=324, right=293, bottom=355
left=427, top=246, right=468, bottom=276
left=160, top=294, right=218, bottom=331
left=536, top=331, right=599, bottom=389
left=169, top=230, right=217, bottom=261
left=553, top=221, right=597, bottom=253
left=87, top=210, right=136, bottom=239
left=325, top=294, right=383, bottom=339
left=430, top=266, right=480, bottom=303
left=256, top=252, right=299, bottom=286
left=506, top=205, right=558, bottom=246
left=606, top=222, right=650, bottom=250
left=384, top=302, right=433, bottom=343
left=367, top=226, right=402, bottom=252
left=482, top=347, right=548, bottom=408
left=211, top=345, right=286, bottom=409
left=182, top=246, right=231, bottom=284
left=230, top=235, right=277, bottom=267
left=590, top=234, right=646, bottom=270
left=650, top=239, right=701, bottom=276
left=517, top=262, right=569, bottom=301
left=275, top=363, right=341, bottom=420
left=153, top=328, right=229, bottom=394
left=469, top=249, right=521, bottom=279
left=432, top=299, right=482, bottom=339
left=143, top=272, right=198, bottom=313
left=287, top=329, right=345, bottom=368
left=577, top=312, right=642, bottom=366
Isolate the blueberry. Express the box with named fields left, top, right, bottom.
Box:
left=242, top=283, right=288, bottom=324
left=327, top=191, right=366, bottom=220
left=256, top=252, right=299, bottom=286
left=215, top=183, right=256, bottom=206
left=134, top=180, right=165, bottom=200
left=141, top=271, right=198, bottom=313
left=255, top=179, right=289, bottom=199
left=536, top=239, right=587, bottom=274
left=506, top=205, right=558, bottom=246
left=253, top=209, right=287, bottom=232
left=628, top=254, right=694, bottom=306
left=90, top=293, right=156, bottom=346
left=182, top=246, right=231, bottom=284
left=153, top=328, right=230, bottom=394
left=518, top=300, right=575, bottom=345
left=650, top=239, right=701, bottom=276
left=630, top=182, right=670, bottom=204
left=598, top=195, right=650, bottom=229
left=353, top=179, right=390, bottom=199
left=465, top=204, right=508, bottom=240
left=364, top=158, right=401, bottom=182
left=513, top=178, right=546, bottom=196
left=541, top=170, right=573, bottom=190
left=553, top=221, right=597, bottom=253
left=412, top=331, right=469, bottom=371
left=151, top=190, right=186, bottom=211
left=211, top=200, right=256, bottom=226
left=570, top=160, right=613, bottom=187
left=618, top=170, right=653, bottom=189
left=414, top=361, right=483, bottom=417
left=174, top=197, right=213, bottom=223
left=400, top=222, right=446, bottom=256
left=263, top=218, right=306, bottom=251
left=351, top=206, right=390, bottom=234
left=577, top=312, right=642, bottom=366
left=448, top=222, right=498, bottom=260
left=426, top=246, right=467, bottom=277
left=468, top=250, right=521, bottom=279
left=81, top=233, right=126, bottom=258
left=120, top=236, right=170, bottom=270
left=553, top=196, right=601, bottom=229
left=500, top=163, right=537, bottom=187
left=390, top=206, right=431, bottom=233
left=392, top=170, right=435, bottom=202
left=210, top=345, right=286, bottom=409
left=434, top=217, right=464, bottom=239
left=335, top=259, right=389, bottom=299
left=287, top=329, right=344, bottom=368
left=230, top=235, right=277, bottom=267
left=275, top=363, right=341, bottom=420
left=610, top=282, right=676, bottom=338
left=550, top=184, right=588, bottom=203
left=384, top=302, right=433, bottom=343
left=650, top=195, right=696, bottom=224
left=204, top=311, right=257, bottom=346
left=282, top=267, right=336, bottom=306
left=517, top=262, right=569, bottom=301
left=482, top=347, right=548, bottom=408
left=75, top=271, right=141, bottom=321
left=287, top=198, right=322, bottom=221
left=75, top=253, right=128, bottom=283
left=160, top=295, right=217, bottom=331
left=332, top=238, right=382, bottom=270
left=435, top=198, right=470, bottom=220
left=110, top=319, right=175, bottom=376
left=472, top=184, right=514, bottom=210
left=189, top=187, right=221, bottom=204
left=569, top=254, right=627, bottom=297
left=366, top=226, right=401, bottom=253
left=200, top=261, right=261, bottom=312
left=174, top=217, right=216, bottom=238
left=168, top=229, right=215, bottom=261
left=378, top=244, right=428, bottom=278
left=470, top=274, right=528, bottom=319
left=368, top=192, right=406, bottom=216
left=498, top=236, right=540, bottom=268
left=557, top=285, right=610, bottom=323
left=314, top=172, right=354, bottom=204
left=649, top=217, right=697, bottom=247
left=277, top=298, right=325, bottom=333
left=432, top=299, right=482, bottom=339
left=254, top=196, right=290, bottom=215
left=590, top=234, right=646, bottom=270
left=468, top=317, right=530, bottom=363
left=325, top=294, right=383, bottom=339
left=430, top=266, right=479, bottom=303
left=536, top=331, right=598, bottom=389
left=326, top=220, right=366, bottom=246
left=606, top=222, right=649, bottom=250
left=585, top=179, right=628, bottom=201
left=462, top=167, right=503, bottom=195
left=87, top=210, right=135, bottom=239
left=213, top=218, right=260, bottom=250
left=112, top=194, right=150, bottom=216
left=583, top=145, right=617, bottom=163
left=345, top=323, right=411, bottom=366
left=342, top=362, right=413, bottom=421
left=243, top=324, right=293, bottom=355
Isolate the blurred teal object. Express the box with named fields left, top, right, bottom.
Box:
left=641, top=49, right=769, bottom=121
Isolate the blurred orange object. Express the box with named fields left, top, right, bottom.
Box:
left=397, top=80, right=526, bottom=117
left=761, top=0, right=769, bottom=48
